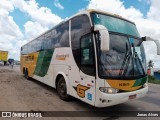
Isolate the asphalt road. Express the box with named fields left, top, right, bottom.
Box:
left=0, top=65, right=159, bottom=120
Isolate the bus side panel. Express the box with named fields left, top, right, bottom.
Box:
left=32, top=49, right=54, bottom=84
left=45, top=65, right=69, bottom=88
left=34, top=49, right=54, bottom=77
left=44, top=48, right=73, bottom=88
left=32, top=48, right=72, bottom=88
left=20, top=52, right=39, bottom=77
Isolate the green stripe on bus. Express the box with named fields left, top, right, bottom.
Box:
left=132, top=77, right=147, bottom=87
left=34, top=49, right=54, bottom=77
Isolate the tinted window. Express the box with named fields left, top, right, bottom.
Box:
left=21, top=45, right=28, bottom=55
left=71, top=15, right=91, bottom=68
left=32, top=40, right=37, bottom=53
left=21, top=21, right=69, bottom=54
left=80, top=34, right=95, bottom=76
left=27, top=42, right=31, bottom=53
left=58, top=21, right=70, bottom=47
left=51, top=21, right=69, bottom=48
left=40, top=36, right=45, bottom=50
left=99, top=34, right=146, bottom=79
left=44, top=32, right=52, bottom=50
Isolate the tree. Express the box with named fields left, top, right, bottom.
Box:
left=148, top=60, right=154, bottom=69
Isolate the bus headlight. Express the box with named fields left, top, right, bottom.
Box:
left=99, top=87, right=119, bottom=94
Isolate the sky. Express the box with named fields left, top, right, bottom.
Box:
left=0, top=0, right=160, bottom=68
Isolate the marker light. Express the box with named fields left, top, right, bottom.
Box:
left=99, top=87, right=119, bottom=94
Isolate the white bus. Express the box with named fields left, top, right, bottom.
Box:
left=21, top=9, right=160, bottom=107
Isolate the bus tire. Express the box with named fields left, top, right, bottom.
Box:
left=24, top=69, right=30, bottom=80
left=57, top=77, right=71, bottom=101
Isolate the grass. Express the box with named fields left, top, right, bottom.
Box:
left=148, top=75, right=160, bottom=84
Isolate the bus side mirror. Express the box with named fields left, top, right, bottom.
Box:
left=94, top=25, right=110, bottom=52
left=142, top=36, right=160, bottom=55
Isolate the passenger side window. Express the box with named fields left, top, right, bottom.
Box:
left=80, top=34, right=95, bottom=76
left=51, top=21, right=69, bottom=48
left=44, top=32, right=52, bottom=50
left=59, top=21, right=69, bottom=47
left=71, top=15, right=91, bottom=68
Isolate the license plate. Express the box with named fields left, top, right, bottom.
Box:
left=129, top=94, right=137, bottom=100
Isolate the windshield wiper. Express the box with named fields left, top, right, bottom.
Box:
left=132, top=44, right=145, bottom=76
left=119, top=40, right=146, bottom=78
left=119, top=43, right=132, bottom=78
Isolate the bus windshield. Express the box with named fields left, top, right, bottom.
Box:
left=91, top=12, right=140, bottom=37
left=91, top=12, right=147, bottom=79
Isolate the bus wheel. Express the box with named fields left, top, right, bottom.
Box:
left=24, top=69, right=30, bottom=80
left=57, top=77, right=71, bottom=101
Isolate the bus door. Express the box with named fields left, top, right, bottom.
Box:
left=69, top=33, right=96, bottom=106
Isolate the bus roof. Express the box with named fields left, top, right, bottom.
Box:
left=22, top=9, right=135, bottom=47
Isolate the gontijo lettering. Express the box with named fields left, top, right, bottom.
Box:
left=119, top=83, right=130, bottom=86
left=56, top=54, right=69, bottom=60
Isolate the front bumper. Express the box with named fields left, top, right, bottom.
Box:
left=94, top=86, right=148, bottom=107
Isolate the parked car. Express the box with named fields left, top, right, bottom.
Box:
left=0, top=61, right=4, bottom=66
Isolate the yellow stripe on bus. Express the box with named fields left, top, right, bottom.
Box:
left=106, top=80, right=142, bottom=91
left=21, top=52, right=39, bottom=77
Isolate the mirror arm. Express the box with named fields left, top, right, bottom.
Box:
left=91, top=26, right=94, bottom=32
left=142, top=36, right=160, bottom=55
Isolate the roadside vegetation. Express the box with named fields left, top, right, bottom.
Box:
left=148, top=75, right=160, bottom=84
left=147, top=60, right=160, bottom=85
